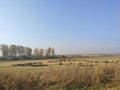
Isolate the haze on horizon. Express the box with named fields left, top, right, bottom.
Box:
left=0, top=0, right=120, bottom=55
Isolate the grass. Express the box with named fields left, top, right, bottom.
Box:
left=0, top=55, right=120, bottom=90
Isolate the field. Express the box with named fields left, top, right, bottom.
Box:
left=0, top=55, right=120, bottom=90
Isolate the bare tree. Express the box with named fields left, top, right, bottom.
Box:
left=26, top=47, right=32, bottom=57
left=51, top=48, right=55, bottom=56
left=9, top=45, right=17, bottom=57
left=20, top=45, right=25, bottom=56
left=0, top=44, right=9, bottom=59
left=0, top=44, right=56, bottom=60
left=16, top=45, right=26, bottom=59
left=34, top=48, right=40, bottom=58
left=45, top=47, right=52, bottom=57
left=39, top=49, right=44, bottom=57
left=17, top=45, right=21, bottom=57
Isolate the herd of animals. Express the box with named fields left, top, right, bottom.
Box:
left=12, top=57, right=120, bottom=67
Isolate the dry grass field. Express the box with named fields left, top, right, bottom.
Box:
left=0, top=55, right=120, bottom=90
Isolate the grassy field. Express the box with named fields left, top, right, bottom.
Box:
left=0, top=55, right=120, bottom=90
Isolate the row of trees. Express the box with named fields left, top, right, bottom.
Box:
left=0, top=44, right=55, bottom=60
left=34, top=47, right=55, bottom=59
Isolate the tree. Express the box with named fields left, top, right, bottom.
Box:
left=0, top=44, right=57, bottom=60
left=51, top=48, right=55, bottom=56
left=17, top=45, right=21, bottom=57
left=9, top=45, right=17, bottom=57
left=45, top=47, right=51, bottom=57
left=16, top=45, right=25, bottom=59
left=39, top=49, right=44, bottom=57
left=19, top=45, right=25, bottom=56
left=0, top=44, right=9, bottom=59
left=26, top=47, right=32, bottom=57
left=34, top=48, right=40, bottom=58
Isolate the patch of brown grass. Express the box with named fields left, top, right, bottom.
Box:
left=0, top=63, right=120, bottom=90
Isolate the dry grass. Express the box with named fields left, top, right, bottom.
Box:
left=0, top=55, right=120, bottom=90
left=0, top=63, right=120, bottom=90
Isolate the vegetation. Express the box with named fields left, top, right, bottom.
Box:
left=0, top=55, right=120, bottom=90
left=0, top=44, right=56, bottom=60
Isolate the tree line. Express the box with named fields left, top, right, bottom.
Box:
left=0, top=44, right=55, bottom=60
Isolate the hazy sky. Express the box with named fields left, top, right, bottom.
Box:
left=0, top=0, right=120, bottom=54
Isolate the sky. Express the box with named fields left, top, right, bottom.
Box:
left=0, top=0, right=120, bottom=55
